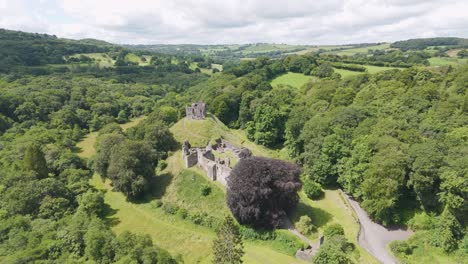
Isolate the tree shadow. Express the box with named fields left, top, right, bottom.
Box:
left=101, top=199, right=120, bottom=227
left=291, top=201, right=333, bottom=228
left=150, top=172, right=173, bottom=199
left=132, top=172, right=174, bottom=204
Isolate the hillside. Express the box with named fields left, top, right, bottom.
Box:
left=75, top=115, right=381, bottom=263
left=0, top=28, right=115, bottom=71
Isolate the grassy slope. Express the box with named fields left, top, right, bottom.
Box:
left=429, top=57, right=468, bottom=66
left=271, top=72, right=315, bottom=89
left=332, top=43, right=391, bottom=56
left=69, top=53, right=115, bottom=67
left=334, top=65, right=401, bottom=78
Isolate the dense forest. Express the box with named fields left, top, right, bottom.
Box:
left=0, top=29, right=467, bottom=263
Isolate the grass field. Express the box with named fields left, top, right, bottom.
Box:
left=428, top=57, right=468, bottom=66
left=333, top=64, right=401, bottom=78
left=271, top=72, right=315, bottom=89
left=332, top=43, right=391, bottom=56
left=125, top=53, right=151, bottom=66
left=69, top=53, right=115, bottom=67
left=77, top=115, right=379, bottom=263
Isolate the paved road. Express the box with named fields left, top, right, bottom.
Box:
left=343, top=194, right=413, bottom=264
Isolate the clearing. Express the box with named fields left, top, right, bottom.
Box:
left=271, top=72, right=316, bottom=89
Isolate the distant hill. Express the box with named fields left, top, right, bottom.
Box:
left=0, top=28, right=117, bottom=72
left=391, top=37, right=468, bottom=50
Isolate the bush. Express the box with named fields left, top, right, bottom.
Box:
left=239, top=226, right=277, bottom=240
left=313, top=235, right=352, bottom=264
left=161, top=203, right=179, bottom=215
left=177, top=208, right=188, bottom=219
left=390, top=240, right=413, bottom=255
left=295, top=215, right=316, bottom=235
left=157, top=160, right=168, bottom=171
left=152, top=199, right=163, bottom=208
left=407, top=212, right=435, bottom=231
left=303, top=179, right=324, bottom=200
left=324, top=223, right=345, bottom=238
left=200, top=184, right=212, bottom=196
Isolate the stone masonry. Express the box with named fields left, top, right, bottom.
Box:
left=185, top=102, right=206, bottom=120
left=182, top=138, right=252, bottom=185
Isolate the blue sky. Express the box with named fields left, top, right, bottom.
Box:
left=1, top=0, right=468, bottom=44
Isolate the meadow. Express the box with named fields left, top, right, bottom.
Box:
left=271, top=72, right=316, bottom=89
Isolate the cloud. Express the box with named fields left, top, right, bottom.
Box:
left=0, top=0, right=467, bottom=44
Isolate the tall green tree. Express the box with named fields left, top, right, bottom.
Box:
left=212, top=216, right=244, bottom=264
left=24, top=143, right=49, bottom=179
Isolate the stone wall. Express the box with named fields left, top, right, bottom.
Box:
left=182, top=138, right=252, bottom=186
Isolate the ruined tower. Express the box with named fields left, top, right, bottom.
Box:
left=186, top=102, right=206, bottom=120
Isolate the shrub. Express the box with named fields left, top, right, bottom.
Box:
left=157, top=160, right=168, bottom=171
left=390, top=240, right=413, bottom=255
left=177, top=208, right=188, bottom=219
left=324, top=223, right=345, bottom=238
left=200, top=184, right=212, bottom=196
left=239, top=226, right=277, bottom=240
left=303, top=179, right=324, bottom=200
left=295, top=215, right=316, bottom=235
left=407, top=212, right=435, bottom=230
left=152, top=199, right=163, bottom=208
left=161, top=203, right=179, bottom=215
left=313, top=235, right=352, bottom=264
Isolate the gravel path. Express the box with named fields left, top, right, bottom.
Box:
left=343, top=194, right=413, bottom=264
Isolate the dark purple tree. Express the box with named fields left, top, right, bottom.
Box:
left=227, top=156, right=302, bottom=228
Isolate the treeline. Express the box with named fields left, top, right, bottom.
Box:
left=391, top=37, right=468, bottom=51
left=330, top=62, right=367, bottom=72
left=0, top=29, right=114, bottom=72
left=321, top=49, right=431, bottom=68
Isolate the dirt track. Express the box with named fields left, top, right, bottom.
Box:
left=344, top=194, right=413, bottom=264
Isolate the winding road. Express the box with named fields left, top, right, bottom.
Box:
left=343, top=193, right=413, bottom=264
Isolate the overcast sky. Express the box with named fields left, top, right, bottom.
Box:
left=1, top=0, right=468, bottom=45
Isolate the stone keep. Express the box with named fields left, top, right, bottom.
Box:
left=186, top=102, right=206, bottom=120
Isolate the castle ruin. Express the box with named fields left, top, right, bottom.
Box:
left=186, top=102, right=206, bottom=120
left=182, top=138, right=252, bottom=186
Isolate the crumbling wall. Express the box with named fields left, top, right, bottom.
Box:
left=181, top=138, right=251, bottom=186
left=216, top=164, right=231, bottom=186
left=186, top=102, right=206, bottom=120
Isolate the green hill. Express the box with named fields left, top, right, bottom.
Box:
left=76, top=115, right=379, bottom=263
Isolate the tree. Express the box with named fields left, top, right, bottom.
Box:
left=107, top=140, right=156, bottom=200
left=84, top=218, right=116, bottom=263
left=457, top=49, right=468, bottom=58
left=313, top=235, right=352, bottom=264
left=430, top=208, right=463, bottom=252
left=312, top=62, right=334, bottom=78
left=246, top=105, right=285, bottom=147
left=227, top=157, right=302, bottom=228
left=303, top=179, right=324, bottom=200
left=24, top=143, right=49, bottom=179
left=324, top=223, right=345, bottom=238
left=295, top=215, right=315, bottom=235
left=212, top=216, right=244, bottom=264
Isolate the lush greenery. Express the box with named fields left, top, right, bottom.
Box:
left=212, top=216, right=245, bottom=264
left=1, top=29, right=467, bottom=263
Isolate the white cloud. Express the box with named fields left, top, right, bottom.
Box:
left=0, top=0, right=467, bottom=44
